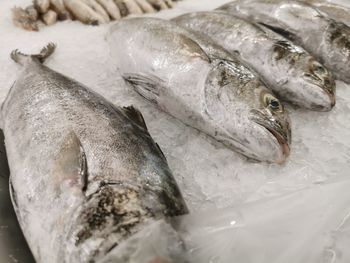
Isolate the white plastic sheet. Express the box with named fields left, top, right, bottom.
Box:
left=1, top=0, right=350, bottom=262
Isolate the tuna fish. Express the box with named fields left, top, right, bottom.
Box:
left=174, top=11, right=336, bottom=111
left=108, top=17, right=291, bottom=163
left=1, top=43, right=188, bottom=263
left=217, top=0, right=350, bottom=83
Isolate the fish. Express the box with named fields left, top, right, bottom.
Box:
left=82, top=0, right=111, bottom=23
left=96, top=0, right=122, bottom=20
left=1, top=43, right=188, bottom=263
left=41, top=10, right=58, bottom=25
left=217, top=0, right=350, bottom=83
left=108, top=17, right=291, bottom=163
left=302, top=0, right=350, bottom=27
left=173, top=11, right=336, bottom=111
left=50, top=0, right=72, bottom=20
left=33, top=0, right=50, bottom=14
left=135, top=0, right=156, bottom=13
left=12, top=6, right=39, bottom=31
left=122, top=0, right=143, bottom=15
left=63, top=0, right=106, bottom=24
left=146, top=0, right=168, bottom=10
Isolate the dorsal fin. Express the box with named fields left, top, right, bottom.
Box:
left=53, top=131, right=88, bottom=194
left=10, top=42, right=56, bottom=66
left=123, top=106, right=148, bottom=131
left=258, top=23, right=298, bottom=42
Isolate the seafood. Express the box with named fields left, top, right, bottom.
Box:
left=12, top=6, right=39, bottom=31
left=135, top=0, right=156, bottom=13
left=50, top=0, right=72, bottom=20
left=218, top=0, right=350, bottom=83
left=42, top=10, right=58, bottom=25
left=122, top=0, right=143, bottom=15
left=96, top=0, right=121, bottom=20
left=12, top=0, right=179, bottom=30
left=108, top=17, right=291, bottom=163
left=82, top=0, right=111, bottom=22
left=2, top=43, right=188, bottom=263
left=33, top=0, right=50, bottom=13
left=146, top=0, right=168, bottom=10
left=174, top=11, right=336, bottom=111
left=303, top=0, right=350, bottom=27
left=63, top=0, right=105, bottom=24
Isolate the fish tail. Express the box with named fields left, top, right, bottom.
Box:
left=10, top=42, right=56, bottom=66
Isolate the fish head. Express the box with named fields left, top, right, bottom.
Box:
left=301, top=57, right=336, bottom=110
left=273, top=40, right=336, bottom=110
left=205, top=60, right=291, bottom=163
left=325, top=20, right=350, bottom=82
left=248, top=89, right=291, bottom=163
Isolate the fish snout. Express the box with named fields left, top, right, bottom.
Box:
left=304, top=60, right=336, bottom=110
left=250, top=108, right=292, bottom=163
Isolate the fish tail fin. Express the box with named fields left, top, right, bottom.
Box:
left=10, top=42, right=56, bottom=66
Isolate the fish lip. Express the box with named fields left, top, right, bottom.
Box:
left=260, top=123, right=291, bottom=164
left=326, top=89, right=336, bottom=108
left=303, top=71, right=336, bottom=110
left=316, top=79, right=336, bottom=109
left=252, top=117, right=291, bottom=163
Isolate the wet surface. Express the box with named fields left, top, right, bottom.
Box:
left=0, top=129, right=35, bottom=263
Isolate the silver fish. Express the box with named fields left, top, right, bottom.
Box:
left=218, top=0, right=350, bottom=83
left=108, top=17, right=291, bottom=163
left=302, top=0, right=350, bottom=27
left=1, top=43, right=188, bottom=263
left=173, top=11, right=336, bottom=111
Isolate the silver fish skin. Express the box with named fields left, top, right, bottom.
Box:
left=1, top=43, right=188, bottom=263
left=217, top=0, right=350, bottom=83
left=108, top=17, right=291, bottom=163
left=302, top=0, right=350, bottom=27
left=173, top=11, right=336, bottom=111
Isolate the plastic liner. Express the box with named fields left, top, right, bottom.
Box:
left=173, top=179, right=350, bottom=263
left=97, top=178, right=350, bottom=263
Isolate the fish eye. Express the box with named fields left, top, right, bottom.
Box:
left=263, top=93, right=282, bottom=112
left=312, top=61, right=327, bottom=75
left=270, top=99, right=280, bottom=109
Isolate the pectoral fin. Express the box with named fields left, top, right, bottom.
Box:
left=123, top=73, right=165, bottom=105
left=53, top=131, right=88, bottom=194
left=123, top=106, right=148, bottom=130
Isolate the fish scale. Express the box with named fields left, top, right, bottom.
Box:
left=173, top=11, right=336, bottom=111
left=1, top=43, right=188, bottom=263
left=108, top=17, right=291, bottom=163
left=218, top=0, right=350, bottom=84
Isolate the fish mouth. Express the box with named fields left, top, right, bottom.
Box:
left=260, top=123, right=291, bottom=164
left=316, top=77, right=336, bottom=110
left=250, top=111, right=291, bottom=164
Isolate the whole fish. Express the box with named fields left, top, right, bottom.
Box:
left=302, top=0, right=350, bottom=27
left=63, top=0, right=106, bottom=24
left=108, top=17, right=291, bottom=163
left=217, top=0, right=350, bottom=83
left=12, top=6, right=39, bottom=31
left=1, top=43, right=188, bottom=263
left=173, top=11, right=336, bottom=111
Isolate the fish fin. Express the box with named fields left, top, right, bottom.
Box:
left=0, top=129, right=10, bottom=179
left=53, top=131, right=88, bottom=193
left=258, top=23, right=298, bottom=42
left=123, top=73, right=165, bottom=105
left=155, top=142, right=166, bottom=160
left=10, top=42, right=56, bottom=66
left=9, top=179, right=19, bottom=214
left=123, top=106, right=148, bottom=130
